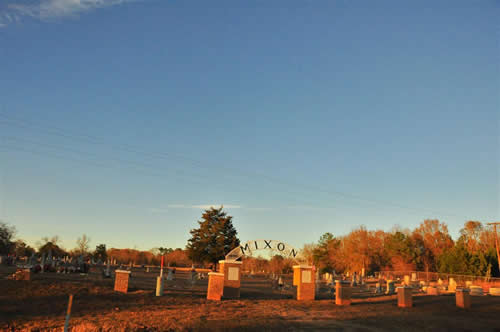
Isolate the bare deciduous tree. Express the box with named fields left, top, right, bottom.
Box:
left=75, top=234, right=91, bottom=255
left=36, top=235, right=60, bottom=251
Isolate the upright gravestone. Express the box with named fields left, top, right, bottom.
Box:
left=47, top=250, right=53, bottom=269
left=166, top=268, right=174, bottom=281
left=335, top=280, right=352, bottom=305
left=104, top=260, right=111, bottom=278
left=386, top=280, right=395, bottom=294
left=489, top=287, right=500, bottom=296
left=427, top=286, right=439, bottom=295
left=469, top=286, right=483, bottom=296
left=207, top=272, right=224, bottom=300
left=41, top=253, right=46, bottom=273
left=114, top=270, right=131, bottom=293
left=397, top=286, right=413, bottom=307
left=29, top=253, right=36, bottom=266
left=456, top=288, right=471, bottom=309
left=351, top=272, right=357, bottom=287
left=190, top=268, right=197, bottom=286
left=404, top=275, right=411, bottom=286
left=78, top=255, right=84, bottom=268
left=448, top=278, right=457, bottom=292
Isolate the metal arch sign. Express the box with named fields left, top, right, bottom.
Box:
left=225, top=239, right=300, bottom=261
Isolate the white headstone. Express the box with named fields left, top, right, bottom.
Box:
left=41, top=254, right=46, bottom=273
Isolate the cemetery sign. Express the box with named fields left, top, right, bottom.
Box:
left=225, top=239, right=300, bottom=262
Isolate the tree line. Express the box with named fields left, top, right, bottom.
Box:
left=0, top=221, right=191, bottom=267
left=302, top=220, right=499, bottom=277
left=2, top=214, right=498, bottom=277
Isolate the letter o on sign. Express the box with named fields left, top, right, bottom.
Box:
left=277, top=243, right=285, bottom=251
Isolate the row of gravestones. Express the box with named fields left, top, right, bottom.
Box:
left=21, top=254, right=125, bottom=269
left=19, top=253, right=88, bottom=273
left=112, top=267, right=201, bottom=293
left=109, top=262, right=378, bottom=305
left=110, top=264, right=498, bottom=309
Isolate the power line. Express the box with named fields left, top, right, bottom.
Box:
left=0, top=141, right=345, bottom=212
left=0, top=135, right=208, bottom=179
left=0, top=111, right=469, bottom=219
left=0, top=112, right=466, bottom=218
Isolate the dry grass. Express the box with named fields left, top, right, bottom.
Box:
left=1, top=267, right=500, bottom=331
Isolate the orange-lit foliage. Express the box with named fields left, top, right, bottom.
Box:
left=460, top=221, right=484, bottom=253
left=164, top=249, right=191, bottom=267
left=268, top=255, right=294, bottom=274
left=107, top=248, right=158, bottom=265
left=242, top=256, right=269, bottom=273
left=479, top=225, right=497, bottom=251
left=414, top=219, right=453, bottom=257
left=306, top=220, right=498, bottom=277
left=412, top=219, right=454, bottom=271
left=106, top=248, right=192, bottom=267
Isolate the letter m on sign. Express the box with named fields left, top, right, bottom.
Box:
left=240, top=243, right=251, bottom=255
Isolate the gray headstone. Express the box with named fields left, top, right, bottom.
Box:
left=41, top=253, right=46, bottom=272
left=386, top=280, right=395, bottom=294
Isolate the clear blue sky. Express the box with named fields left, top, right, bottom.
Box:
left=0, top=0, right=498, bottom=252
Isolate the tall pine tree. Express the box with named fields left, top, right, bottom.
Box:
left=186, top=206, right=240, bottom=267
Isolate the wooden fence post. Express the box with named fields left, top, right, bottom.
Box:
left=64, top=294, right=73, bottom=332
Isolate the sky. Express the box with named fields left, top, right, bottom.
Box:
left=0, top=0, right=498, bottom=252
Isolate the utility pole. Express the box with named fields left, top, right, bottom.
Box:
left=487, top=222, right=500, bottom=272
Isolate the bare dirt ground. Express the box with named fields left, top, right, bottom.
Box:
left=1, top=266, right=500, bottom=332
